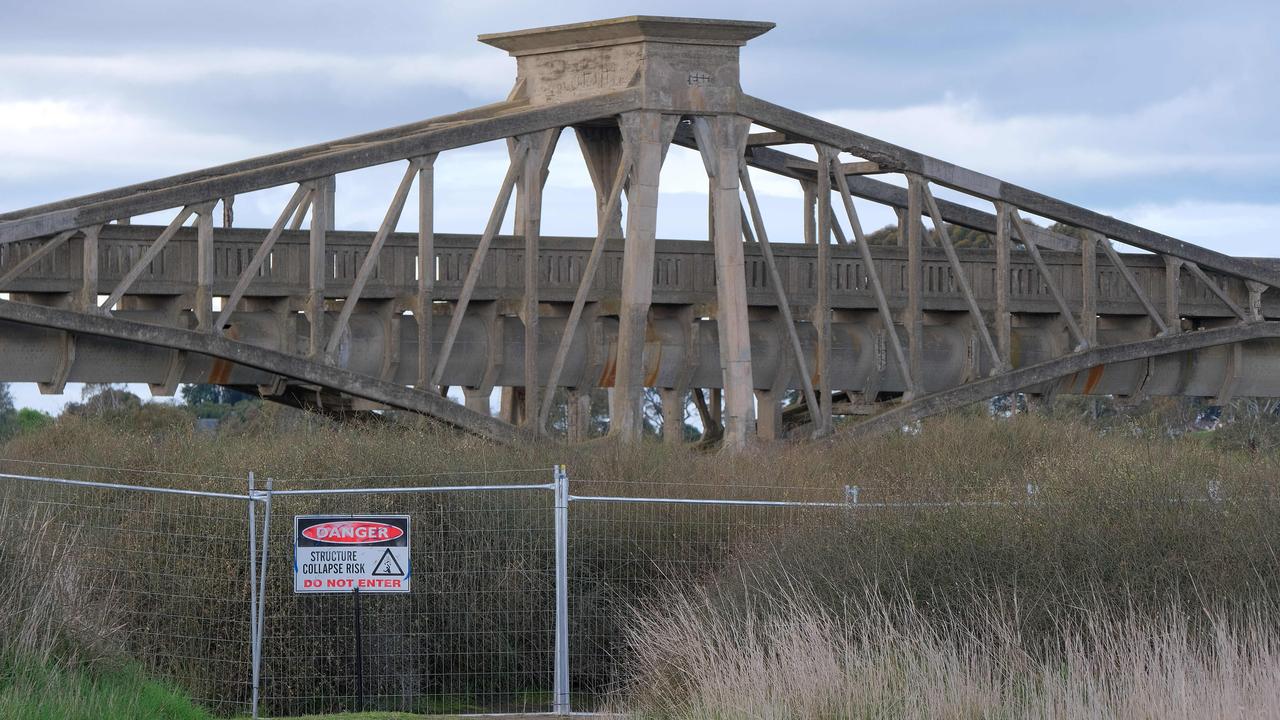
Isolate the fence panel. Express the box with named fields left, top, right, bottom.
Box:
left=0, top=464, right=864, bottom=717
left=567, top=495, right=847, bottom=710
left=256, top=473, right=556, bottom=717
left=0, top=472, right=253, bottom=716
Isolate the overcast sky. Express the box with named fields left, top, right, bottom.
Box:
left=3, top=0, right=1278, bottom=412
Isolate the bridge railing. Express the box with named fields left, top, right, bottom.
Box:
left=0, top=223, right=1260, bottom=320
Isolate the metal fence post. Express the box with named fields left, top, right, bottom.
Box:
left=553, top=464, right=570, bottom=715
left=844, top=484, right=860, bottom=505
left=248, top=472, right=260, bottom=720
left=252, top=477, right=272, bottom=718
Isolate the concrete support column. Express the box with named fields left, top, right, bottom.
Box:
left=1247, top=281, right=1267, bottom=322
left=610, top=111, right=680, bottom=440
left=512, top=130, right=558, bottom=429
left=307, top=176, right=334, bottom=358
left=802, top=182, right=817, bottom=245
left=905, top=177, right=925, bottom=395
left=755, top=389, right=781, bottom=440
left=78, top=225, right=100, bottom=313
left=500, top=386, right=524, bottom=425
left=1080, top=230, right=1099, bottom=346
left=509, top=132, right=558, bottom=235
left=195, top=206, right=214, bottom=332
left=994, top=203, right=1012, bottom=361
left=462, top=387, right=492, bottom=415
left=812, top=146, right=835, bottom=432
left=894, top=207, right=908, bottom=247
left=566, top=389, right=592, bottom=442
left=576, top=124, right=625, bottom=438
left=696, top=114, right=756, bottom=449
left=575, top=126, right=626, bottom=240
left=416, top=155, right=438, bottom=389
left=1164, top=256, right=1183, bottom=333
left=660, top=388, right=684, bottom=444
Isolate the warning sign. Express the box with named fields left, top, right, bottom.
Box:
left=294, top=515, right=410, bottom=594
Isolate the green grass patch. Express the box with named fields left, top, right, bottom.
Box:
left=270, top=707, right=450, bottom=712
left=0, top=657, right=212, bottom=720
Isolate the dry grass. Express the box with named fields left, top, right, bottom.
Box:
left=1, top=403, right=1280, bottom=715
left=623, top=584, right=1280, bottom=719
left=0, top=499, right=123, bottom=665
left=8, top=402, right=1279, bottom=504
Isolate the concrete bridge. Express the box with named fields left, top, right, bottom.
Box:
left=2, top=16, right=1278, bottom=448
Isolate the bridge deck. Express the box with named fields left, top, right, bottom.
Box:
left=2, top=225, right=1273, bottom=320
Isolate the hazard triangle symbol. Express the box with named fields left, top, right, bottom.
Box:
left=371, top=548, right=405, bottom=576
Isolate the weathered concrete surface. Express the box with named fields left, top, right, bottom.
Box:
left=0, top=300, right=529, bottom=442
left=481, top=16, right=773, bottom=112
left=842, top=322, right=1280, bottom=439
left=3, top=225, right=1278, bottom=412
left=2, top=300, right=1278, bottom=402
left=3, top=225, right=1271, bottom=319
left=2, top=14, right=1277, bottom=444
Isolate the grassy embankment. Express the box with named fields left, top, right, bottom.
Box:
left=1, top=400, right=1279, bottom=716
left=0, top=661, right=213, bottom=720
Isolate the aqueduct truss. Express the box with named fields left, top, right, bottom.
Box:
left=3, top=16, right=1280, bottom=448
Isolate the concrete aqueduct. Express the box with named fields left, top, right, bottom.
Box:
left=2, top=16, right=1279, bottom=448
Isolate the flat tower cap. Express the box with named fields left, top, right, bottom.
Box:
left=479, top=16, right=774, bottom=56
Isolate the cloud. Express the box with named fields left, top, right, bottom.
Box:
left=813, top=86, right=1280, bottom=188
left=0, top=99, right=264, bottom=181
left=0, top=50, right=513, bottom=99
left=1100, top=200, right=1280, bottom=258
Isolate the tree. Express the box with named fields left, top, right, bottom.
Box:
left=865, top=222, right=994, bottom=248
left=0, top=383, right=14, bottom=420
left=12, top=408, right=52, bottom=434
left=0, top=385, right=53, bottom=442
left=181, top=384, right=251, bottom=406
left=1048, top=222, right=1091, bottom=241
left=0, top=383, right=15, bottom=442
left=66, top=384, right=141, bottom=416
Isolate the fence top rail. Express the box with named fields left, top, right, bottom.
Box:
left=568, top=494, right=1247, bottom=509
left=270, top=482, right=557, bottom=497
left=568, top=494, right=851, bottom=509
left=0, top=472, right=253, bottom=501
left=281, top=467, right=560, bottom=485
left=0, top=456, right=246, bottom=480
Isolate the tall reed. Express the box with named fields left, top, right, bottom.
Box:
left=623, top=583, right=1280, bottom=719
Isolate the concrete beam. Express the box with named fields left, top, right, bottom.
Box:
left=0, top=299, right=527, bottom=443
left=843, top=322, right=1280, bottom=439
left=740, top=95, right=1280, bottom=287
left=0, top=91, right=642, bottom=244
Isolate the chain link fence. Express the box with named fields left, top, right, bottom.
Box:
left=257, top=475, right=558, bottom=717
left=0, top=471, right=254, bottom=716
left=567, top=496, right=849, bottom=710
left=9, top=462, right=1175, bottom=716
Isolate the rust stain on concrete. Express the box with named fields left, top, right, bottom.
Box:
left=206, top=325, right=240, bottom=384
left=598, top=352, right=617, bottom=387
left=1082, top=365, right=1105, bottom=394
left=644, top=344, right=662, bottom=386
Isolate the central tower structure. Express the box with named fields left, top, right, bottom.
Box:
left=482, top=17, right=775, bottom=447
left=480, top=16, right=771, bottom=111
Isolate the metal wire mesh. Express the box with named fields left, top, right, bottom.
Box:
left=0, top=473, right=253, bottom=716
left=0, top=464, right=868, bottom=716
left=567, top=496, right=847, bottom=710
left=257, top=472, right=556, bottom=717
